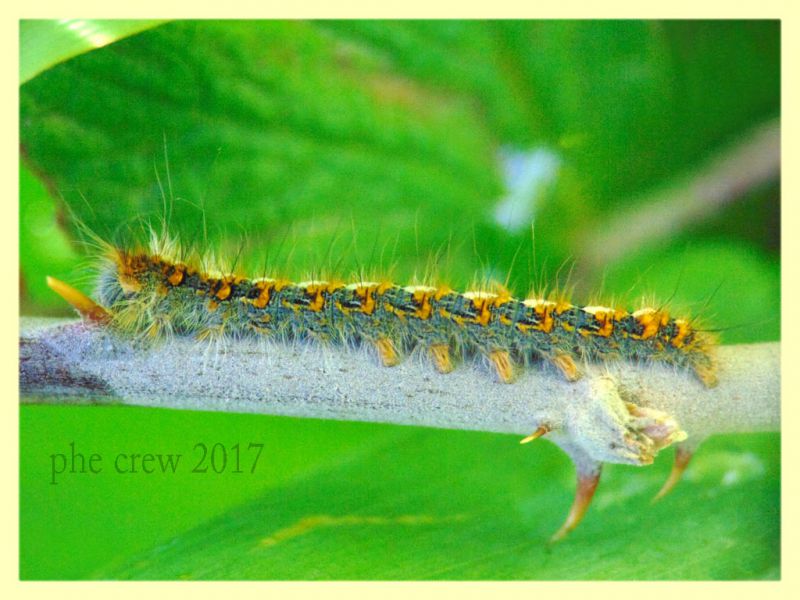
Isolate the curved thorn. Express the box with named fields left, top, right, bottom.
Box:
left=550, top=467, right=602, bottom=543
left=46, top=276, right=110, bottom=324
left=652, top=445, right=694, bottom=502
left=520, top=424, right=551, bottom=445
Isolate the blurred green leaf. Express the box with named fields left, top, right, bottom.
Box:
left=20, top=19, right=167, bottom=84
left=20, top=406, right=779, bottom=580
left=20, top=21, right=780, bottom=312
left=18, top=163, right=80, bottom=313
left=21, top=21, right=503, bottom=304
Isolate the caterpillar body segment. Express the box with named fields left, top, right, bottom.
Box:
left=372, top=337, right=401, bottom=367
left=428, top=343, right=454, bottom=374
left=87, top=246, right=717, bottom=387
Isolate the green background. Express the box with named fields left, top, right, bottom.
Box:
left=19, top=20, right=780, bottom=579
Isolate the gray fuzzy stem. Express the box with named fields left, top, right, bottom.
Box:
left=19, top=318, right=779, bottom=467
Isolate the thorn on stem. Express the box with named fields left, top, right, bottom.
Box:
left=520, top=424, right=551, bottom=444
left=46, top=276, right=110, bottom=324
left=550, top=467, right=602, bottom=543
left=652, top=444, right=694, bottom=502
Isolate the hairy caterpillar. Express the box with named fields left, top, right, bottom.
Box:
left=45, top=228, right=719, bottom=541
left=73, top=231, right=718, bottom=387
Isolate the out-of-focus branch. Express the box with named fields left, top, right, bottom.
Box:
left=575, top=118, right=779, bottom=283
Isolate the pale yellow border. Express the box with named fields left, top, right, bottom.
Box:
left=5, top=1, right=797, bottom=597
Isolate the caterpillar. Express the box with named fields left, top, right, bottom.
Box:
left=66, top=232, right=718, bottom=387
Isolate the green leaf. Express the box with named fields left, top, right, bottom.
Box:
left=20, top=21, right=503, bottom=308
left=18, top=162, right=80, bottom=313
left=20, top=407, right=779, bottom=580
left=19, top=21, right=779, bottom=316
left=20, top=19, right=167, bottom=84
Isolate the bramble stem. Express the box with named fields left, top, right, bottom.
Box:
left=19, top=318, right=779, bottom=463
